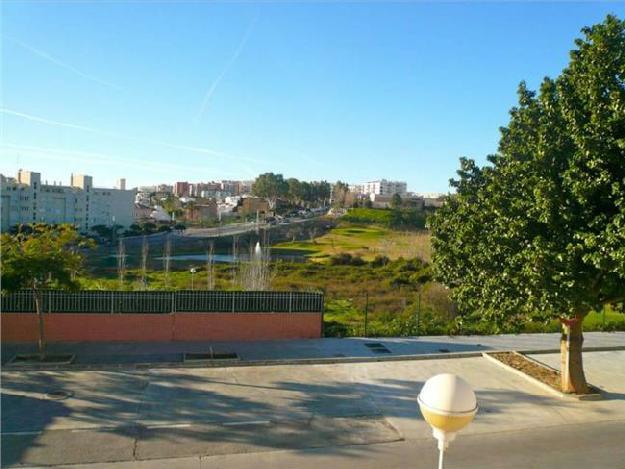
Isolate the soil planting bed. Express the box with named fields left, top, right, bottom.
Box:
left=487, top=351, right=603, bottom=399
left=490, top=352, right=562, bottom=391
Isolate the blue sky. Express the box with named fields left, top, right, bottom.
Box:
left=1, top=1, right=623, bottom=192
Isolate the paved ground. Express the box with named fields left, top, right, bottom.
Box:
left=3, top=332, right=625, bottom=367
left=2, top=349, right=625, bottom=468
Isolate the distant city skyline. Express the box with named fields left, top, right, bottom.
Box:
left=2, top=2, right=623, bottom=191
left=1, top=167, right=436, bottom=197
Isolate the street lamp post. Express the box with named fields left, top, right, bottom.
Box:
left=417, top=374, right=478, bottom=469
left=190, top=267, right=197, bottom=290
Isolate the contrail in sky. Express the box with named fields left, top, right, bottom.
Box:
left=1, top=143, right=242, bottom=178
left=195, top=12, right=259, bottom=123
left=0, top=108, right=266, bottom=170
left=1, top=108, right=103, bottom=134
left=6, top=36, right=123, bottom=91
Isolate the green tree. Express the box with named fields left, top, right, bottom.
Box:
left=429, top=15, right=625, bottom=394
left=90, top=224, right=113, bottom=239
left=391, top=193, right=402, bottom=209
left=331, top=181, right=350, bottom=208
left=252, top=173, right=289, bottom=208
left=161, top=195, right=182, bottom=220
left=313, top=181, right=332, bottom=206
left=1, top=224, right=94, bottom=359
left=287, top=178, right=304, bottom=204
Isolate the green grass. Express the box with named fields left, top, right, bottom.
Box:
left=517, top=308, right=625, bottom=333
left=582, top=308, right=625, bottom=331
left=342, top=208, right=393, bottom=225
left=274, top=223, right=431, bottom=262
left=76, top=219, right=624, bottom=337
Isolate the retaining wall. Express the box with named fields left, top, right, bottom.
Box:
left=0, top=312, right=323, bottom=343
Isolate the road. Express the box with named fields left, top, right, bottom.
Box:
left=2, top=350, right=625, bottom=468
left=182, top=222, right=262, bottom=239
left=182, top=217, right=318, bottom=239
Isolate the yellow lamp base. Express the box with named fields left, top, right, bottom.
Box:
left=420, top=407, right=476, bottom=433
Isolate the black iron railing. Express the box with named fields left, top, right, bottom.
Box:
left=1, top=290, right=324, bottom=314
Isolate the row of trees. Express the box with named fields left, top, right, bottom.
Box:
left=251, top=173, right=332, bottom=208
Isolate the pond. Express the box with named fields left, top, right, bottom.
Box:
left=153, top=248, right=310, bottom=263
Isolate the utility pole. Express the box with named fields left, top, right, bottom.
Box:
left=364, top=292, right=369, bottom=337
left=416, top=293, right=421, bottom=336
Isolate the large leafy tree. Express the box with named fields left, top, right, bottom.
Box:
left=429, top=15, right=625, bottom=394
left=1, top=224, right=94, bottom=358
left=252, top=173, right=289, bottom=209
left=312, top=180, right=332, bottom=206
left=331, top=181, right=351, bottom=208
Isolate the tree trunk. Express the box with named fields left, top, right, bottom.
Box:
left=34, top=288, right=46, bottom=360
left=560, top=315, right=588, bottom=394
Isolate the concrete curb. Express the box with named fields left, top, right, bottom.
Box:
left=482, top=351, right=603, bottom=401
left=522, top=345, right=625, bottom=355
left=4, top=345, right=625, bottom=372
left=3, top=350, right=484, bottom=371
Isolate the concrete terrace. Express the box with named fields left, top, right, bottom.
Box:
left=1, top=333, right=625, bottom=467
left=2, top=349, right=625, bottom=468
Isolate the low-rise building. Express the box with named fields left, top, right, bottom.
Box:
left=369, top=193, right=425, bottom=209
left=151, top=206, right=171, bottom=223
left=133, top=204, right=153, bottom=222
left=423, top=196, right=446, bottom=208
left=186, top=200, right=218, bottom=222
left=238, top=197, right=270, bottom=216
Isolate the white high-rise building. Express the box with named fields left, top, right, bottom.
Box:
left=351, top=179, right=407, bottom=197
left=1, top=170, right=136, bottom=232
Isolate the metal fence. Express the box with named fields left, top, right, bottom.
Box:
left=1, top=290, right=324, bottom=314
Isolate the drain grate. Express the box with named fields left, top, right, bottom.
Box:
left=45, top=390, right=72, bottom=400
left=184, top=351, right=239, bottom=361
left=364, top=342, right=392, bottom=354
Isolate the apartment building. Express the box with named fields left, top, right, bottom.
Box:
left=174, top=181, right=190, bottom=197
left=0, top=170, right=135, bottom=232
left=350, top=179, right=408, bottom=197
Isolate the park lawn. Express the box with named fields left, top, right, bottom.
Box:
left=274, top=224, right=431, bottom=262
left=520, top=308, right=625, bottom=333
left=581, top=308, right=624, bottom=330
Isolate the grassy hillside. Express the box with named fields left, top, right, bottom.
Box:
left=76, top=220, right=624, bottom=337
left=274, top=224, right=431, bottom=262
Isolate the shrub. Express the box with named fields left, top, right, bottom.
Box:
left=323, top=320, right=350, bottom=337
left=329, top=253, right=366, bottom=266
left=370, top=255, right=390, bottom=267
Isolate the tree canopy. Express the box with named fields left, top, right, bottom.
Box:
left=430, top=15, right=625, bottom=330
left=251, top=173, right=289, bottom=207
left=331, top=181, right=351, bottom=208
left=1, top=224, right=94, bottom=293
left=252, top=173, right=330, bottom=207
left=429, top=15, right=625, bottom=393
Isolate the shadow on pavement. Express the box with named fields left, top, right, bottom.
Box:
left=0, top=364, right=613, bottom=467
left=1, top=393, right=70, bottom=467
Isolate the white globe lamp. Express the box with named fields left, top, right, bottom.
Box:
left=418, top=373, right=478, bottom=469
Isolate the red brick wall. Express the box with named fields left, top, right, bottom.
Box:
left=1, top=312, right=322, bottom=343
